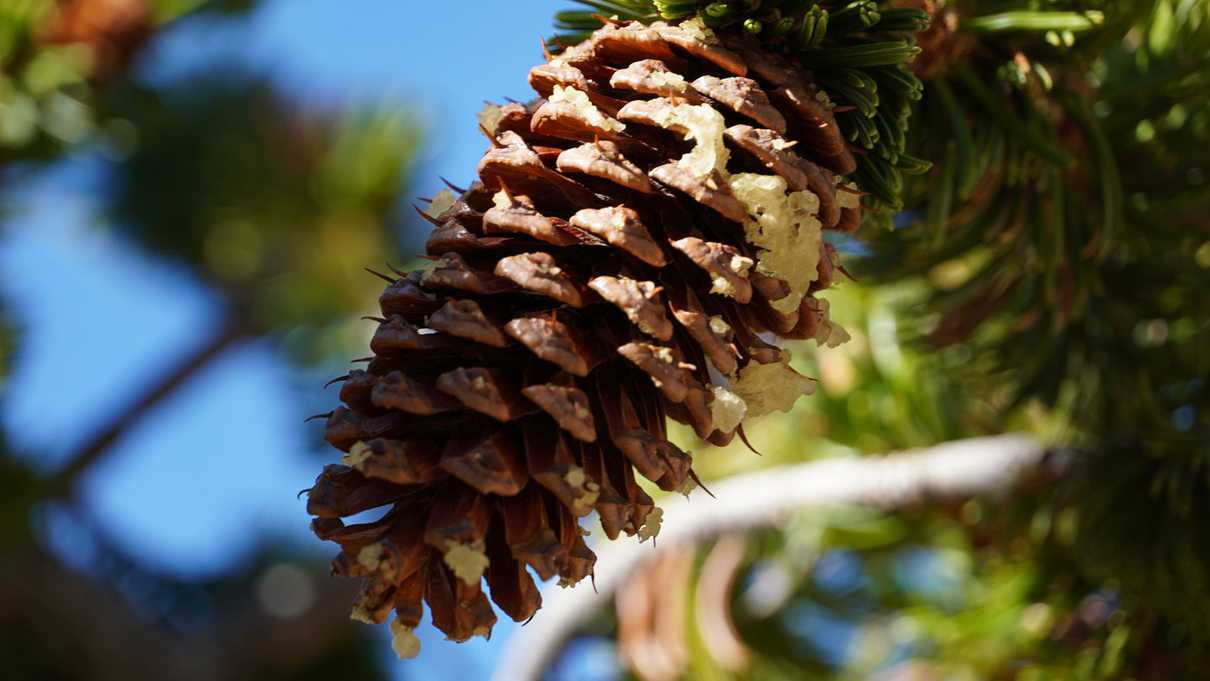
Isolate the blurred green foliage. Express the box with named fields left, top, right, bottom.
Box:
left=107, top=73, right=422, bottom=363
left=1, top=0, right=100, bottom=159
left=867, top=0, right=1210, bottom=661
left=0, top=0, right=229, bottom=165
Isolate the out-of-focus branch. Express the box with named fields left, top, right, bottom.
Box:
left=47, top=318, right=246, bottom=496
left=0, top=543, right=365, bottom=681
left=496, top=434, right=1053, bottom=681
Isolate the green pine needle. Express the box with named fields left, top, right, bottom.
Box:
left=962, top=10, right=1105, bottom=34
left=549, top=1, right=932, bottom=212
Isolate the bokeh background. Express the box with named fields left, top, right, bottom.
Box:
left=3, top=1, right=1207, bottom=680
left=2, top=2, right=562, bottom=678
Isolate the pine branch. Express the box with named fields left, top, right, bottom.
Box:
left=495, top=434, right=1054, bottom=681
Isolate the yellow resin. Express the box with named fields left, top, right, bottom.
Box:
left=707, top=315, right=731, bottom=337
left=356, top=543, right=386, bottom=573
left=675, top=103, right=730, bottom=178
left=426, top=188, right=457, bottom=219
left=638, top=100, right=730, bottom=179
left=564, top=466, right=601, bottom=516
left=549, top=85, right=626, bottom=133
left=349, top=604, right=376, bottom=625
left=342, top=440, right=372, bottom=470
left=813, top=298, right=852, bottom=348
left=677, top=476, right=698, bottom=497
left=732, top=359, right=816, bottom=418
left=711, top=277, right=735, bottom=298
left=443, top=540, right=490, bottom=585
left=709, top=253, right=753, bottom=299
left=390, top=618, right=421, bottom=659
left=478, top=102, right=503, bottom=136
left=709, top=385, right=747, bottom=434
left=836, top=181, right=862, bottom=210
left=678, top=17, right=718, bottom=44
left=728, top=172, right=824, bottom=313
left=638, top=506, right=664, bottom=543
left=491, top=190, right=512, bottom=210
left=418, top=255, right=452, bottom=285
left=646, top=68, right=687, bottom=92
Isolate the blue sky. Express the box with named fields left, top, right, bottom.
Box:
left=1, top=1, right=575, bottom=678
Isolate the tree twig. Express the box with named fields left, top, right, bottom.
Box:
left=0, top=541, right=369, bottom=681
left=46, top=318, right=246, bottom=497
left=495, top=434, right=1052, bottom=681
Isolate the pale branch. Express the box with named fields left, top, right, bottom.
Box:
left=496, top=434, right=1052, bottom=681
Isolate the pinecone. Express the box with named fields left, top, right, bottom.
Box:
left=307, top=16, right=873, bottom=657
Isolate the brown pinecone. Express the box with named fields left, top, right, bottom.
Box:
left=306, top=17, right=862, bottom=657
